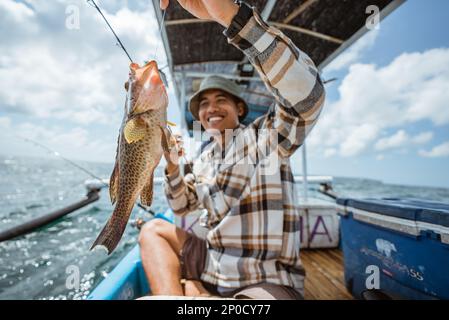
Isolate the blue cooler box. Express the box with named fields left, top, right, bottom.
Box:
left=337, top=198, right=449, bottom=300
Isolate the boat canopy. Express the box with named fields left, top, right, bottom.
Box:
left=152, top=0, right=404, bottom=134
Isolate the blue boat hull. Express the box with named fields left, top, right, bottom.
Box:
left=88, top=212, right=174, bottom=300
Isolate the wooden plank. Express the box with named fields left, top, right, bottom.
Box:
left=270, top=22, right=344, bottom=44
left=165, top=19, right=344, bottom=44
left=301, top=249, right=353, bottom=300
left=283, top=0, right=319, bottom=24
left=307, top=250, right=345, bottom=282
left=327, top=248, right=346, bottom=264
left=303, top=250, right=351, bottom=299
left=309, top=259, right=351, bottom=299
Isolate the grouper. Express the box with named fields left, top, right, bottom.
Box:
left=91, top=60, right=170, bottom=254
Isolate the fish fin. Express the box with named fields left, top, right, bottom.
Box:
left=140, top=169, right=154, bottom=206
left=124, top=117, right=147, bottom=144
left=109, top=130, right=122, bottom=204
left=109, top=161, right=119, bottom=205
left=90, top=215, right=128, bottom=255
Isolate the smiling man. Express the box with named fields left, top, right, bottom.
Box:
left=138, top=0, right=325, bottom=300
left=193, top=76, right=247, bottom=137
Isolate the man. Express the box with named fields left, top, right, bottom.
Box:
left=139, top=0, right=325, bottom=299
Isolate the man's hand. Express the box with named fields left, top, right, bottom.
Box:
left=160, top=0, right=239, bottom=28
left=164, top=133, right=184, bottom=174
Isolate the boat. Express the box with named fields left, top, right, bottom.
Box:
left=88, top=193, right=449, bottom=300
left=87, top=212, right=173, bottom=300
left=88, top=205, right=353, bottom=300
left=89, top=0, right=442, bottom=300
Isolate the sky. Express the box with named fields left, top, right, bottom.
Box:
left=0, top=0, right=448, bottom=188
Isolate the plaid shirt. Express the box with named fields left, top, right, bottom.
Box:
left=164, top=9, right=325, bottom=294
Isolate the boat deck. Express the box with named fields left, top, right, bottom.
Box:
left=301, top=248, right=353, bottom=300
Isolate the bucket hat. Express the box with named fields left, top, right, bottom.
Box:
left=188, top=75, right=248, bottom=121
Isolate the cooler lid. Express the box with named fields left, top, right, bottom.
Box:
left=336, top=197, right=449, bottom=227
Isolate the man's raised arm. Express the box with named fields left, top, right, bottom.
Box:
left=224, top=3, right=326, bottom=158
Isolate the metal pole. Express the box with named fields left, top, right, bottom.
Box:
left=260, top=0, right=277, bottom=20
left=180, top=72, right=186, bottom=130
left=302, top=142, right=308, bottom=202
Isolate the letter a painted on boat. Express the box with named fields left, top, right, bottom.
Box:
left=309, top=215, right=332, bottom=243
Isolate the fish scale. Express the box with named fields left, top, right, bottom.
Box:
left=91, top=61, right=169, bottom=254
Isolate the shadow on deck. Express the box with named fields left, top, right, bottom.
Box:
left=302, top=249, right=353, bottom=300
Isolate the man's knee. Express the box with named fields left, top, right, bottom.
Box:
left=138, top=218, right=171, bottom=245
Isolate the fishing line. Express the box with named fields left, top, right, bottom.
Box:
left=87, top=1, right=169, bottom=86
left=87, top=0, right=134, bottom=63
left=15, top=135, right=108, bottom=187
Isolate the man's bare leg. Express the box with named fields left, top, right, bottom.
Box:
left=138, top=219, right=189, bottom=296
left=184, top=280, right=212, bottom=297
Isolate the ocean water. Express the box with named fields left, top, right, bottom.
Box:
left=0, top=155, right=448, bottom=300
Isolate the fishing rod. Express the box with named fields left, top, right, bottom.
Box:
left=318, top=182, right=338, bottom=200
left=0, top=188, right=101, bottom=242
left=87, top=0, right=133, bottom=63
left=0, top=136, right=108, bottom=242
left=3, top=3, right=174, bottom=242
left=87, top=1, right=169, bottom=86
left=323, top=77, right=338, bottom=85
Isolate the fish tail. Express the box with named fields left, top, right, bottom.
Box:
left=90, top=215, right=128, bottom=255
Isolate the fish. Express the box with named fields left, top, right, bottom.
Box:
left=90, top=60, right=171, bottom=254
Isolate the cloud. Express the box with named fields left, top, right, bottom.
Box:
left=0, top=118, right=116, bottom=162
left=323, top=148, right=337, bottom=158
left=375, top=130, right=434, bottom=151
left=339, top=123, right=379, bottom=156
left=0, top=116, right=11, bottom=128
left=0, top=0, right=162, bottom=126
left=0, top=0, right=180, bottom=162
left=411, top=131, right=433, bottom=144
left=419, top=142, right=449, bottom=158
left=0, top=0, right=35, bottom=22
left=375, top=130, right=408, bottom=151
left=324, top=29, right=379, bottom=72
left=0, top=46, right=116, bottom=124
left=309, top=48, right=449, bottom=157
